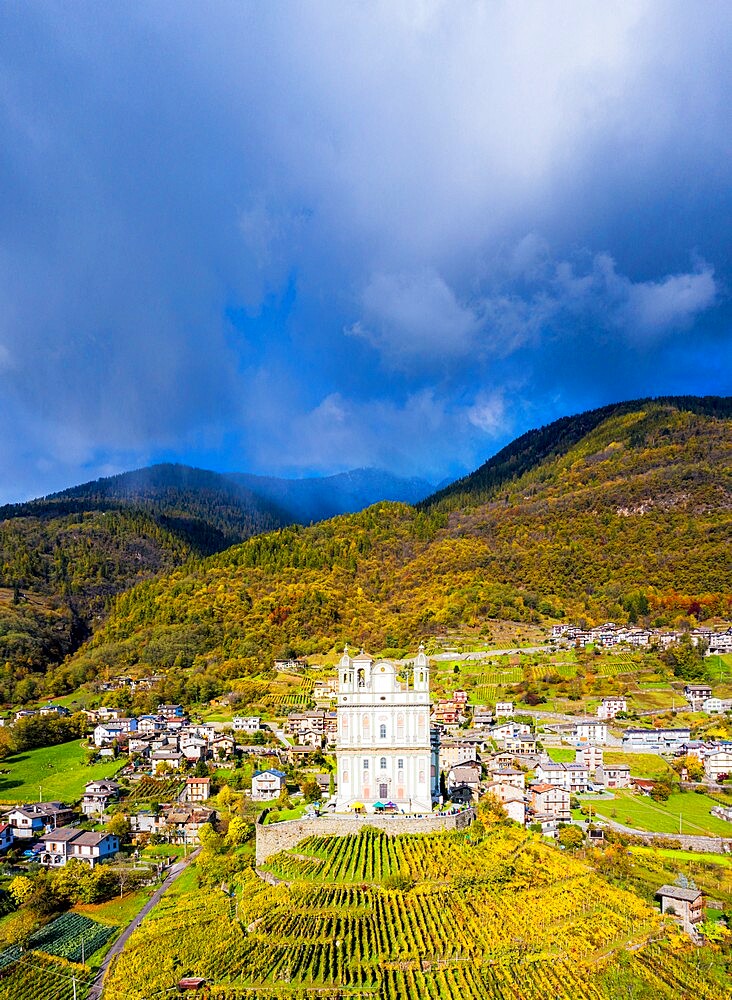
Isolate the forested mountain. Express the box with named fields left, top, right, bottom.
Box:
left=423, top=394, right=732, bottom=510
left=0, top=463, right=435, bottom=687
left=59, top=397, right=731, bottom=700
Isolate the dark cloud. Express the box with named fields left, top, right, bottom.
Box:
left=0, top=2, right=730, bottom=501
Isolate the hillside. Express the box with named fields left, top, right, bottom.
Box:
left=0, top=464, right=433, bottom=687
left=61, top=398, right=731, bottom=696
left=100, top=824, right=730, bottom=1000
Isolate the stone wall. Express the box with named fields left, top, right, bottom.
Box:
left=255, top=809, right=475, bottom=866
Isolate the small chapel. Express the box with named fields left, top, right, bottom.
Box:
left=334, top=645, right=439, bottom=814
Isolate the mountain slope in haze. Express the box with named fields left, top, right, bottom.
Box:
left=231, top=467, right=435, bottom=524
left=61, top=397, right=732, bottom=698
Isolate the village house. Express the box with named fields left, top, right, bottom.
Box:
left=484, top=781, right=525, bottom=825
left=684, top=684, right=712, bottom=709
left=286, top=710, right=327, bottom=748
left=440, top=739, right=483, bottom=770
left=39, top=704, right=70, bottom=717
left=81, top=780, right=121, bottom=817
left=157, top=704, right=186, bottom=718
left=534, top=761, right=589, bottom=793
left=274, top=658, right=308, bottom=672
left=490, top=766, right=525, bottom=789
left=433, top=700, right=460, bottom=726
left=211, top=734, right=237, bottom=761
left=39, top=828, right=119, bottom=867
left=137, top=715, right=167, bottom=735
left=312, top=680, right=338, bottom=704
left=472, top=706, right=493, bottom=727
left=180, top=733, right=209, bottom=762
left=704, top=747, right=732, bottom=782
left=574, top=719, right=608, bottom=745
left=702, top=698, right=725, bottom=714
left=495, top=702, right=514, bottom=718
left=160, top=806, right=214, bottom=844
left=657, top=884, right=704, bottom=937
left=708, top=631, right=732, bottom=655
left=251, top=769, right=287, bottom=801
left=529, top=783, right=571, bottom=822
left=503, top=734, right=538, bottom=754
left=447, top=760, right=482, bottom=801
left=93, top=718, right=138, bottom=747
left=5, top=802, right=75, bottom=838
left=622, top=728, right=691, bottom=752
left=151, top=749, right=185, bottom=773
left=232, top=715, right=261, bottom=733
left=595, top=762, right=631, bottom=788
left=181, top=777, right=211, bottom=803
left=575, top=745, right=603, bottom=774
left=597, top=696, right=627, bottom=720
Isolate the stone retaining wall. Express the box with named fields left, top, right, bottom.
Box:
left=255, top=809, right=475, bottom=865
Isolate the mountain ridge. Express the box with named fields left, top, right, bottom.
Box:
left=54, top=396, right=731, bottom=701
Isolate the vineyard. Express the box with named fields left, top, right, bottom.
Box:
left=0, top=911, right=116, bottom=1000
left=125, top=776, right=185, bottom=802
left=0, top=953, right=91, bottom=1000
left=100, top=825, right=729, bottom=1000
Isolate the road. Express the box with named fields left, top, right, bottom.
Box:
left=396, top=646, right=551, bottom=663
left=87, top=848, right=200, bottom=1000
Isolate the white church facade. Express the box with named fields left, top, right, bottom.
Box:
left=335, top=645, right=439, bottom=814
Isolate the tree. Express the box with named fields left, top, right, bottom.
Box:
left=0, top=909, right=38, bottom=949
left=8, top=876, right=34, bottom=906
left=302, top=780, right=321, bottom=803
left=106, top=813, right=132, bottom=843
left=224, top=815, right=249, bottom=846
left=557, top=825, right=584, bottom=850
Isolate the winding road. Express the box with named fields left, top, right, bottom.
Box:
left=87, top=848, right=200, bottom=1000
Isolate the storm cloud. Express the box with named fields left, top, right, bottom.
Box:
left=0, top=2, right=730, bottom=500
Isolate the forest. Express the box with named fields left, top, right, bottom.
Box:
left=50, top=400, right=731, bottom=699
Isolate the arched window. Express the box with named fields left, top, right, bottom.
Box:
left=380, top=757, right=387, bottom=770
left=363, top=716, right=370, bottom=734
left=379, top=724, right=387, bottom=739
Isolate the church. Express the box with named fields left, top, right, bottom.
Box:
left=335, top=645, right=439, bottom=814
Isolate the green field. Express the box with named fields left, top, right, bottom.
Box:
left=546, top=747, right=577, bottom=763
left=628, top=846, right=732, bottom=867
left=603, top=751, right=673, bottom=778
left=592, top=789, right=732, bottom=837
left=0, top=740, right=123, bottom=804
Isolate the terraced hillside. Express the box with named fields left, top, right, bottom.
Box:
left=102, top=826, right=730, bottom=999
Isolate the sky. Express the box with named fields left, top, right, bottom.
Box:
left=0, top=1, right=730, bottom=503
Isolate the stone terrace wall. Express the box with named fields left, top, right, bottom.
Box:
left=256, top=809, right=475, bottom=866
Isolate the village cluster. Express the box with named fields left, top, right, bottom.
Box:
left=551, top=621, right=732, bottom=654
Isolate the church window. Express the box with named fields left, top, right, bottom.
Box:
left=379, top=783, right=388, bottom=799
left=419, top=769, right=425, bottom=784
left=363, top=716, right=370, bottom=734
left=398, top=758, right=404, bottom=769
left=379, top=757, right=387, bottom=770
left=396, top=714, right=404, bottom=737
left=357, top=668, right=365, bottom=687
left=363, top=759, right=369, bottom=770
left=343, top=770, right=349, bottom=783
left=379, top=724, right=387, bottom=739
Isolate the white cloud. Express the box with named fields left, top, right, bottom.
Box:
left=348, top=269, right=481, bottom=368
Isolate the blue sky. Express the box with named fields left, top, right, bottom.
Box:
left=0, top=2, right=730, bottom=502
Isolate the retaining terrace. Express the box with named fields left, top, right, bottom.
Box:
left=255, top=808, right=476, bottom=865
